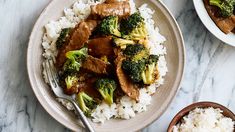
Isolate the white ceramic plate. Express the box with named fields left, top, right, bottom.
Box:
left=193, top=0, right=235, bottom=46
left=27, top=0, right=185, bottom=131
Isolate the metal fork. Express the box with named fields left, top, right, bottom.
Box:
left=43, top=59, right=95, bottom=132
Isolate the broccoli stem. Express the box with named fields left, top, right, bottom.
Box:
left=95, top=78, right=116, bottom=105
left=146, top=64, right=155, bottom=84
left=210, top=0, right=222, bottom=9
left=77, top=92, right=90, bottom=112
left=209, top=0, right=234, bottom=17
left=99, top=89, right=113, bottom=105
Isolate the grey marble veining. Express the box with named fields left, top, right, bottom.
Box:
left=143, top=1, right=235, bottom=132
left=0, top=0, right=69, bottom=131
left=0, top=0, right=234, bottom=132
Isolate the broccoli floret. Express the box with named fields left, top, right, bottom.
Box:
left=210, top=0, right=234, bottom=17
left=63, top=75, right=79, bottom=95
left=142, top=55, right=159, bottom=85
left=123, top=23, right=148, bottom=40
left=63, top=47, right=88, bottom=73
left=65, top=75, right=78, bottom=89
left=77, top=92, right=98, bottom=116
left=122, top=60, right=146, bottom=83
left=122, top=55, right=159, bottom=85
left=63, top=59, right=81, bottom=73
left=120, top=12, right=144, bottom=34
left=95, top=78, right=117, bottom=105
left=121, top=44, right=150, bottom=83
left=120, top=12, right=147, bottom=41
left=113, top=38, right=135, bottom=49
left=123, top=44, right=145, bottom=56
left=96, top=16, right=121, bottom=37
left=56, top=28, right=71, bottom=49
left=123, top=44, right=149, bottom=61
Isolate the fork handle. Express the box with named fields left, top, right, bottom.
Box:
left=71, top=101, right=95, bottom=132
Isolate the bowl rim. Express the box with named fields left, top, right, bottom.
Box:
left=193, top=0, right=235, bottom=46
left=167, top=101, right=235, bottom=132
left=26, top=0, right=185, bottom=131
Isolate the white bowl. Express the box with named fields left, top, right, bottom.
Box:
left=193, top=0, right=235, bottom=46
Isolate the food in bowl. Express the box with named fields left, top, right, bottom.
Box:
left=203, top=0, right=235, bottom=34
left=173, top=107, right=235, bottom=132
left=42, top=0, right=167, bottom=123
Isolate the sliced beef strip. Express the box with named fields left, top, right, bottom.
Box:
left=81, top=55, right=112, bottom=75
left=56, top=20, right=98, bottom=68
left=90, top=1, right=130, bottom=19
left=115, top=52, right=139, bottom=101
left=105, top=0, right=129, bottom=3
left=232, top=28, right=235, bottom=33
left=203, top=0, right=235, bottom=34
left=87, top=36, right=114, bottom=58
left=216, top=16, right=235, bottom=34
left=78, top=77, right=101, bottom=99
left=63, top=84, right=79, bottom=95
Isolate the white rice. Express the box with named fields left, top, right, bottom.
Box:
left=173, top=107, right=235, bottom=132
left=42, top=0, right=167, bottom=123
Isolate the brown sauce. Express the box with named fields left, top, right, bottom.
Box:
left=81, top=55, right=112, bottom=75
left=56, top=1, right=142, bottom=101
left=87, top=36, right=114, bottom=59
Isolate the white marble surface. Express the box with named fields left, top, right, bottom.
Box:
left=0, top=0, right=234, bottom=131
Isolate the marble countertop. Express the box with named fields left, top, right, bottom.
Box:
left=0, top=0, right=234, bottom=131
